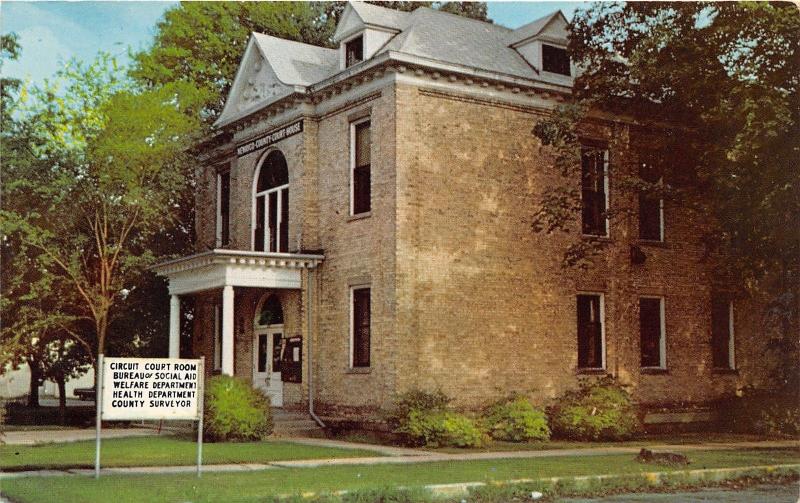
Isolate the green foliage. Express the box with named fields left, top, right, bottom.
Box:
left=1, top=53, right=203, bottom=360
left=719, top=390, right=800, bottom=437
left=131, top=2, right=340, bottom=120
left=548, top=379, right=640, bottom=441
left=387, top=389, right=486, bottom=447
left=386, top=389, right=450, bottom=431
left=401, top=409, right=488, bottom=448
left=483, top=397, right=550, bottom=442
left=204, top=375, right=273, bottom=442
left=533, top=3, right=800, bottom=383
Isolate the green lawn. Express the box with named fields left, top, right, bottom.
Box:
left=2, top=449, right=798, bottom=503
left=0, top=436, right=384, bottom=471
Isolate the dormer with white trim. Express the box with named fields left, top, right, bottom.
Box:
left=333, top=2, right=408, bottom=69
left=507, top=11, right=575, bottom=81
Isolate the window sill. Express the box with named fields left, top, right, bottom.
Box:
left=712, top=367, right=738, bottom=375
left=345, top=367, right=371, bottom=375
left=638, top=239, right=668, bottom=248
left=640, top=367, right=669, bottom=375
left=582, top=234, right=611, bottom=242
left=347, top=212, right=371, bottom=222
left=575, top=368, right=608, bottom=376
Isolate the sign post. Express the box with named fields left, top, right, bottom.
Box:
left=95, top=354, right=103, bottom=479
left=94, top=355, right=204, bottom=478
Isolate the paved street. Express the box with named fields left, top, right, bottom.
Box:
left=558, top=483, right=800, bottom=503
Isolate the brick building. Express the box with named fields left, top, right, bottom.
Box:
left=153, top=3, right=770, bottom=425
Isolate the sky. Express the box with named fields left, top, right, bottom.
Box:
left=1, top=1, right=586, bottom=87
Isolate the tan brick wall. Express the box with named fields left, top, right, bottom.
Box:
left=392, top=83, right=760, bottom=409
left=313, top=85, right=399, bottom=416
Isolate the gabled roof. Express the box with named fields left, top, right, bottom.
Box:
left=334, top=2, right=409, bottom=41
left=375, top=7, right=536, bottom=81
left=214, top=35, right=337, bottom=127
left=506, top=11, right=569, bottom=47
left=252, top=34, right=338, bottom=86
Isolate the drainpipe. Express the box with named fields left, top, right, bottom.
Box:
left=307, top=268, right=325, bottom=428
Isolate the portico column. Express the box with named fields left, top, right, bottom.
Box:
left=221, top=285, right=235, bottom=376
left=168, top=294, right=180, bottom=358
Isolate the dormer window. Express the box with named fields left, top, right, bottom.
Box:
left=345, top=35, right=364, bottom=68
left=542, top=44, right=570, bottom=76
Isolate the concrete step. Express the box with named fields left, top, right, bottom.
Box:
left=271, top=407, right=324, bottom=438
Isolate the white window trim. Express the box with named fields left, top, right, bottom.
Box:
left=341, top=32, right=364, bottom=69
left=251, top=152, right=289, bottom=252
left=213, top=305, right=221, bottom=370
left=581, top=148, right=610, bottom=238
left=540, top=42, right=572, bottom=77
left=641, top=296, right=667, bottom=370
left=349, top=117, right=371, bottom=216
left=577, top=292, right=606, bottom=370
left=727, top=301, right=736, bottom=369
left=349, top=285, right=371, bottom=369
left=216, top=172, right=222, bottom=247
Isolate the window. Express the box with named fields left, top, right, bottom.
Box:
left=581, top=145, right=609, bottom=236
left=711, top=298, right=735, bottom=369
left=640, top=297, right=666, bottom=368
left=351, top=287, right=371, bottom=368
left=253, top=150, right=289, bottom=252
left=351, top=119, right=371, bottom=215
left=639, top=154, right=664, bottom=241
left=213, top=305, right=222, bottom=370
left=345, top=36, right=364, bottom=68
left=216, top=171, right=230, bottom=247
left=542, top=44, right=571, bottom=76
left=577, top=294, right=605, bottom=369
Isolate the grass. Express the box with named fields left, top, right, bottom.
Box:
left=0, top=436, right=384, bottom=471
left=1, top=448, right=798, bottom=503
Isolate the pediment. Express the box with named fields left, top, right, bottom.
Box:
left=334, top=4, right=364, bottom=42
left=216, top=38, right=292, bottom=125
left=537, top=16, right=568, bottom=43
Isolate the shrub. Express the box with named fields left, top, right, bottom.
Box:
left=548, top=378, right=640, bottom=441
left=203, top=375, right=273, bottom=442
left=387, top=389, right=487, bottom=447
left=484, top=396, right=550, bottom=442
left=385, top=389, right=450, bottom=432
left=401, top=409, right=488, bottom=448
left=718, top=390, right=800, bottom=437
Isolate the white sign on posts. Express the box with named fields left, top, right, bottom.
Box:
left=101, top=357, right=202, bottom=420
left=95, top=355, right=205, bottom=479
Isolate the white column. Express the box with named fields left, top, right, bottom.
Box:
left=221, top=285, right=235, bottom=376
left=168, top=294, right=180, bottom=358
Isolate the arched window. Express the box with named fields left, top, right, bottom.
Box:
left=257, top=294, right=284, bottom=326
left=254, top=150, right=289, bottom=252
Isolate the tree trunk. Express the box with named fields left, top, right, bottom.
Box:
left=27, top=362, right=41, bottom=408
left=57, top=376, right=67, bottom=425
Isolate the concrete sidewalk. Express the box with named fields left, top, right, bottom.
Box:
left=1, top=439, right=796, bottom=479
left=1, top=427, right=158, bottom=446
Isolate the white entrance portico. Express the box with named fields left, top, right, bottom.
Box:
left=152, top=249, right=323, bottom=376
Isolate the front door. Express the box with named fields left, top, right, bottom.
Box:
left=253, top=327, right=283, bottom=407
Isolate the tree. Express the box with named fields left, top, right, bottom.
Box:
left=131, top=2, right=341, bottom=121
left=1, top=53, right=205, bottom=364
left=532, top=2, right=799, bottom=387
left=131, top=2, right=489, bottom=122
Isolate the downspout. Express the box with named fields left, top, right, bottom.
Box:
left=307, top=267, right=325, bottom=428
